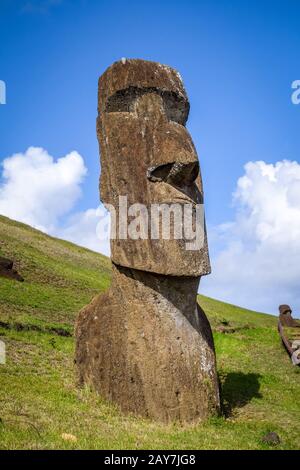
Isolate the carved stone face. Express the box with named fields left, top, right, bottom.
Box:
left=97, top=59, right=211, bottom=276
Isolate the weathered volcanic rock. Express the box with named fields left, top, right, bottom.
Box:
left=0, top=256, right=23, bottom=282
left=75, top=59, right=220, bottom=423
left=76, top=264, right=220, bottom=423
left=279, top=304, right=299, bottom=327
left=97, top=59, right=210, bottom=277
left=261, top=432, right=281, bottom=446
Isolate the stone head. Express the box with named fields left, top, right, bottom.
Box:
left=97, top=59, right=210, bottom=277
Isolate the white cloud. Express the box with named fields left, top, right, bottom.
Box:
left=56, top=206, right=111, bottom=256
left=0, top=146, right=110, bottom=255
left=202, top=160, right=300, bottom=316
left=0, top=147, right=110, bottom=255
left=0, top=147, right=87, bottom=232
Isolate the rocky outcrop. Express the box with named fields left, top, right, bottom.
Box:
left=0, top=256, right=23, bottom=282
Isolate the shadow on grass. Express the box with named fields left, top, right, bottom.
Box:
left=220, top=372, right=262, bottom=417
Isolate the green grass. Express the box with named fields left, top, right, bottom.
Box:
left=0, top=214, right=299, bottom=450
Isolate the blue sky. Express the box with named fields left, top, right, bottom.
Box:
left=0, top=0, right=300, bottom=315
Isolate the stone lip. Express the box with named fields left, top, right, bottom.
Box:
left=0, top=256, right=24, bottom=282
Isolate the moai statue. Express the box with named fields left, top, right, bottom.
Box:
left=75, top=59, right=220, bottom=423
left=279, top=304, right=299, bottom=327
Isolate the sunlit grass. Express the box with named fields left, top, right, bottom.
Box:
left=0, top=214, right=299, bottom=449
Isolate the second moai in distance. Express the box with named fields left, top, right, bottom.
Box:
left=75, top=59, right=220, bottom=423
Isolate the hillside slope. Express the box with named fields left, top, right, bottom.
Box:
left=0, top=214, right=299, bottom=450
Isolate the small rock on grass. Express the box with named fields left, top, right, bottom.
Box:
left=261, top=432, right=281, bottom=446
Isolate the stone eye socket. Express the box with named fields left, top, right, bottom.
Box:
left=147, top=161, right=199, bottom=187
left=105, top=87, right=189, bottom=126
left=105, top=87, right=138, bottom=113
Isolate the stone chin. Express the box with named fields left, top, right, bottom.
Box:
left=110, top=239, right=211, bottom=277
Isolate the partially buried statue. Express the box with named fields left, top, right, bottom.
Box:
left=75, top=59, right=220, bottom=423
left=279, top=304, right=299, bottom=327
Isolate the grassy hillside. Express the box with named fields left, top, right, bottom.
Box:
left=0, top=214, right=299, bottom=450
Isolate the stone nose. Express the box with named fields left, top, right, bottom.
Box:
left=147, top=161, right=199, bottom=188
